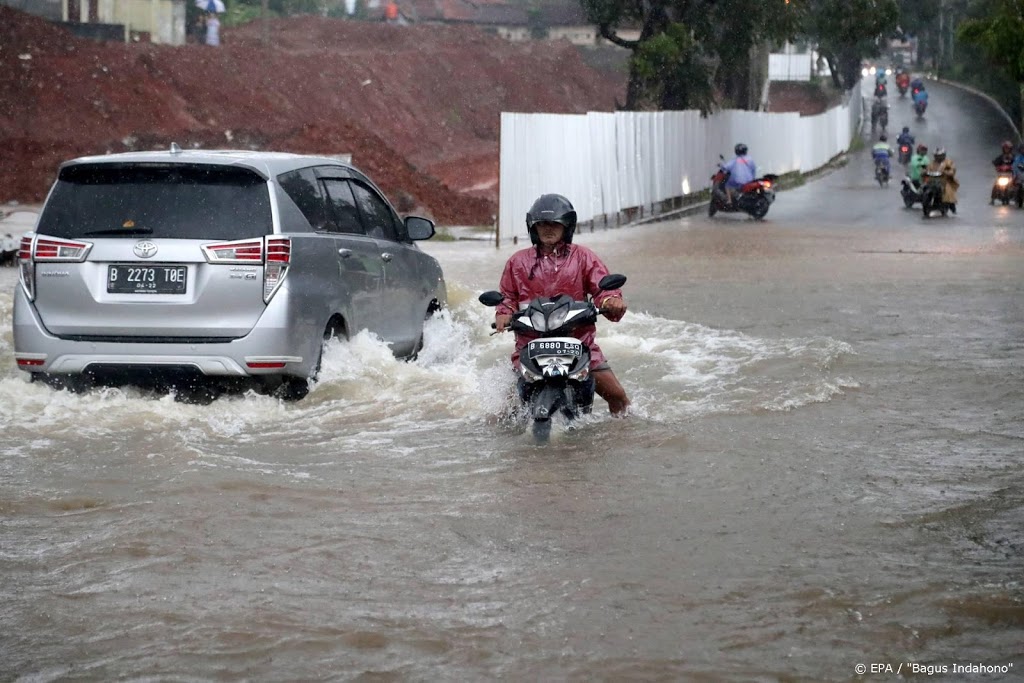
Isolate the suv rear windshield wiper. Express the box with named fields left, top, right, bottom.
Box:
left=81, top=227, right=155, bottom=236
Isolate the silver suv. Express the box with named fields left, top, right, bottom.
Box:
left=13, top=147, right=447, bottom=400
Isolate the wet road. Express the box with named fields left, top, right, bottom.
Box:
left=1, top=80, right=1022, bottom=681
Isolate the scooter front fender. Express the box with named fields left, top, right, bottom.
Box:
left=529, top=383, right=570, bottom=421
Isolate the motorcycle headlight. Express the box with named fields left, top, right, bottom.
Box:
left=520, top=365, right=543, bottom=382
left=568, top=365, right=590, bottom=381
left=997, top=177, right=1011, bottom=187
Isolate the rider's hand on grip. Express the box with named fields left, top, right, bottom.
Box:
left=599, top=296, right=626, bottom=322
left=494, top=314, right=512, bottom=333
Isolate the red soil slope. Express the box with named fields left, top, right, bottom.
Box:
left=0, top=8, right=625, bottom=225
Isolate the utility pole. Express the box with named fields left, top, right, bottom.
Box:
left=262, top=0, right=269, bottom=45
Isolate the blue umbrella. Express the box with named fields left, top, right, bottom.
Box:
left=196, top=0, right=225, bottom=13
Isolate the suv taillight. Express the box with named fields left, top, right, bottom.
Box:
left=202, top=236, right=291, bottom=303
left=17, top=233, right=93, bottom=302
left=34, top=237, right=93, bottom=261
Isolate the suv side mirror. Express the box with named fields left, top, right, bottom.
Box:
left=405, top=216, right=435, bottom=241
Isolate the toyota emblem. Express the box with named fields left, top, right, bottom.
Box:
left=134, top=240, right=158, bottom=258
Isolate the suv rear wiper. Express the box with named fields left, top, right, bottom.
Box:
left=81, top=227, right=154, bottom=236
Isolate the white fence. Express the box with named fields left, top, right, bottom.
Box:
left=768, top=50, right=832, bottom=82
left=498, top=82, right=861, bottom=243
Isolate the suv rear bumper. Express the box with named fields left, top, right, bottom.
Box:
left=12, top=286, right=315, bottom=378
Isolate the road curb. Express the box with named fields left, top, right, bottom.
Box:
left=931, top=76, right=1021, bottom=140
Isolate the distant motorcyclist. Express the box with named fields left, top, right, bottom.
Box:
left=873, top=81, right=887, bottom=99
left=721, top=142, right=757, bottom=208
left=875, top=69, right=887, bottom=85
left=895, top=69, right=910, bottom=89
left=910, top=77, right=924, bottom=93
left=872, top=134, right=894, bottom=177
left=1014, top=143, right=1024, bottom=181
left=870, top=97, right=888, bottom=131
left=896, top=127, right=915, bottom=148
left=926, top=148, right=959, bottom=213
left=992, top=140, right=1015, bottom=169
left=908, top=143, right=929, bottom=189
left=913, top=83, right=929, bottom=104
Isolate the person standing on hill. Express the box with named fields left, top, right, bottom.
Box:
left=205, top=12, right=220, bottom=46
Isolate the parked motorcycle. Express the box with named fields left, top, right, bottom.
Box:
left=479, top=274, right=627, bottom=442
left=990, top=163, right=1015, bottom=206
left=921, top=170, right=953, bottom=218
left=897, top=143, right=912, bottom=165
left=708, top=161, right=778, bottom=219
left=900, top=175, right=923, bottom=208
left=874, top=158, right=890, bottom=188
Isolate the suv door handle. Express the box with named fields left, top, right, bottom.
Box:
left=338, top=248, right=353, bottom=258
left=380, top=252, right=393, bottom=262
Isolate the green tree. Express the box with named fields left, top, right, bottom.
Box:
left=798, top=0, right=900, bottom=90
left=581, top=0, right=796, bottom=112
left=957, top=0, right=1024, bottom=133
left=896, top=0, right=940, bottom=67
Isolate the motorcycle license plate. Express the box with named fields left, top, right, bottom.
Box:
left=527, top=339, right=582, bottom=358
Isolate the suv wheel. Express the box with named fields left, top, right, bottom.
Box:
left=274, top=377, right=310, bottom=402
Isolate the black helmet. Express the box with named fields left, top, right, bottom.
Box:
left=879, top=134, right=887, bottom=142
left=934, top=147, right=946, bottom=161
left=526, top=193, right=577, bottom=245
left=735, top=143, right=748, bottom=156
left=902, top=126, right=909, bottom=134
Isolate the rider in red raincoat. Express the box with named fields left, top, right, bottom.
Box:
left=494, top=194, right=630, bottom=415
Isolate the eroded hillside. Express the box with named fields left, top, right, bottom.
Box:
left=0, top=8, right=626, bottom=225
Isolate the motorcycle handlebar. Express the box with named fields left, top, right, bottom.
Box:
left=490, top=302, right=607, bottom=333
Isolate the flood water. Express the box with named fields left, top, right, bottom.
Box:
left=2, top=80, right=1023, bottom=681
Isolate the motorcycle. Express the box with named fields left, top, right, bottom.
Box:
left=873, top=157, right=890, bottom=188
left=897, top=143, right=912, bottom=165
left=708, top=160, right=778, bottom=219
left=991, top=163, right=1015, bottom=205
left=921, top=170, right=953, bottom=218
left=900, top=175, right=923, bottom=208
left=895, top=73, right=910, bottom=97
left=479, top=274, right=627, bottom=442
left=870, top=101, right=888, bottom=134
left=913, top=98, right=927, bottom=117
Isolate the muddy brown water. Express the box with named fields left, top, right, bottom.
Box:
left=1, top=81, right=1022, bottom=680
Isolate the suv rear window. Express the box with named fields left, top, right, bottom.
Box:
left=37, top=163, right=272, bottom=240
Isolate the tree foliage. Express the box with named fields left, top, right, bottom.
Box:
left=796, top=0, right=900, bottom=90
left=957, top=0, right=1024, bottom=84
left=580, top=0, right=797, bottom=112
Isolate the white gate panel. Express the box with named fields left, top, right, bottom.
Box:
left=498, top=81, right=861, bottom=240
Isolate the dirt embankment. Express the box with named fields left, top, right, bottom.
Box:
left=0, top=8, right=626, bottom=225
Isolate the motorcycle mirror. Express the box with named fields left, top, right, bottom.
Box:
left=478, top=290, right=504, bottom=307
left=598, top=274, right=627, bottom=291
